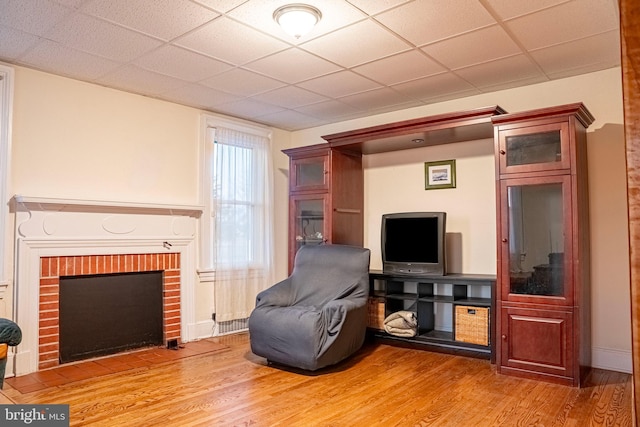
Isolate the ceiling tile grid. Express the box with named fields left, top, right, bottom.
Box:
left=0, top=0, right=621, bottom=130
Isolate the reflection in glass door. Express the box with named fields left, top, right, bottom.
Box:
left=507, top=182, right=564, bottom=296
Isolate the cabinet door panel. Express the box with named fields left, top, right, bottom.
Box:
left=499, top=175, right=574, bottom=306
left=498, top=121, right=570, bottom=175
left=500, top=306, right=573, bottom=378
left=288, top=194, right=330, bottom=271
left=290, top=155, right=328, bottom=192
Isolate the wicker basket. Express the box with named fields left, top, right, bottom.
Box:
left=367, top=297, right=386, bottom=330
left=455, top=305, right=489, bottom=346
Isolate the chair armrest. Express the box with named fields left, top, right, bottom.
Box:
left=255, top=277, right=294, bottom=307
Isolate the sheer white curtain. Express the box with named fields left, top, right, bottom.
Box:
left=210, top=126, right=274, bottom=322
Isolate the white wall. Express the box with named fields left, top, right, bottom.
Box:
left=5, top=64, right=631, bottom=373
left=287, top=67, right=631, bottom=373
left=365, top=138, right=496, bottom=274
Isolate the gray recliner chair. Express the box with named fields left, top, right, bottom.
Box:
left=248, top=244, right=370, bottom=371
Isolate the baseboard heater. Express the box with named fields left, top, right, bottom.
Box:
left=217, top=318, right=249, bottom=335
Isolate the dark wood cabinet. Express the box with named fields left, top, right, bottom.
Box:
left=283, top=145, right=363, bottom=272
left=283, top=104, right=595, bottom=381
left=492, top=103, right=594, bottom=386
left=500, top=305, right=574, bottom=380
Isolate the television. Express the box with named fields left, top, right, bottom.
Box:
left=381, top=212, right=446, bottom=276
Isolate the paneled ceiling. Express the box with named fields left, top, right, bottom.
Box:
left=0, top=0, right=621, bottom=131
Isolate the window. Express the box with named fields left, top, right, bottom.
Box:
left=211, top=128, right=269, bottom=268
left=199, top=114, right=274, bottom=322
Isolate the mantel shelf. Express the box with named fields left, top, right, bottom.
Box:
left=10, top=195, right=204, bottom=217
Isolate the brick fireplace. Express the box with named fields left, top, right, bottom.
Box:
left=38, top=253, right=181, bottom=370
left=11, top=195, right=201, bottom=375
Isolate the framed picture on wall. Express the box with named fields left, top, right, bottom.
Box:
left=425, top=159, right=456, bottom=190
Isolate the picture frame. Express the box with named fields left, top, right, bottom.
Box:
left=425, top=159, right=456, bottom=190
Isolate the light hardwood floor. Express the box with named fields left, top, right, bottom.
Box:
left=1, top=333, right=632, bottom=426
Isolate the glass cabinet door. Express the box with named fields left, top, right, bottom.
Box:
left=290, top=155, right=328, bottom=192
left=498, top=121, right=570, bottom=174
left=500, top=175, right=573, bottom=304
left=289, top=195, right=329, bottom=270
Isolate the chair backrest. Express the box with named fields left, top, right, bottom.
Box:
left=290, top=244, right=370, bottom=306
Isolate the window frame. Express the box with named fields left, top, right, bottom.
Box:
left=198, top=113, right=272, bottom=273
left=0, top=64, right=14, bottom=301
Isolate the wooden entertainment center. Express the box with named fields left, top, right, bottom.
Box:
left=283, top=103, right=593, bottom=386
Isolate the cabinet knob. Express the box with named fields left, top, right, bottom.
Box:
left=502, top=238, right=508, bottom=243
left=500, top=149, right=506, bottom=155
left=502, top=335, right=507, bottom=340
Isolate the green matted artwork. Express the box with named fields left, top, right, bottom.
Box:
left=425, top=159, right=456, bottom=190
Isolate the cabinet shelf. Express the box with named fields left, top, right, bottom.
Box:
left=387, top=293, right=418, bottom=300
left=454, top=297, right=491, bottom=307
left=419, top=295, right=455, bottom=303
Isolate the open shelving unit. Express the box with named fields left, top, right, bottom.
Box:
left=369, top=270, right=495, bottom=360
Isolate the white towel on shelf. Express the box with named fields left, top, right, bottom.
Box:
left=383, top=311, right=418, bottom=337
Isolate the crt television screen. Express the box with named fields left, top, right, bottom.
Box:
left=385, top=217, right=439, bottom=263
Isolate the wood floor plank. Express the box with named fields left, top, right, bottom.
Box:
left=0, top=333, right=632, bottom=426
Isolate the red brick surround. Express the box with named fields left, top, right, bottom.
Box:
left=38, top=253, right=181, bottom=370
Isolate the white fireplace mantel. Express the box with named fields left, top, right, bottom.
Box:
left=11, top=195, right=204, bottom=217
left=11, top=195, right=202, bottom=375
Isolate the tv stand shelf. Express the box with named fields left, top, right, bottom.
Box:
left=368, top=270, right=496, bottom=360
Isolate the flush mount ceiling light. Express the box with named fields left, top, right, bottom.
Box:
left=273, top=4, right=322, bottom=39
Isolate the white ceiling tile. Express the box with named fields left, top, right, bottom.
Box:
left=134, top=45, right=233, bottom=82
left=83, top=0, right=219, bottom=41
left=213, top=98, right=286, bottom=118
left=201, top=69, right=286, bottom=97
left=476, top=75, right=550, bottom=94
left=244, top=48, right=341, bottom=84
left=297, top=71, right=381, bottom=98
left=254, top=109, right=328, bottom=131
left=0, top=26, right=42, bottom=60
left=366, top=99, right=425, bottom=116
left=18, top=39, right=120, bottom=80
left=353, top=50, right=446, bottom=85
left=485, top=0, right=572, bottom=20
left=252, top=86, right=329, bottom=108
left=339, top=87, right=411, bottom=111
left=227, top=0, right=367, bottom=43
left=96, top=65, right=187, bottom=95
left=191, top=0, right=247, bottom=14
left=175, top=17, right=289, bottom=65
left=0, top=0, right=73, bottom=35
left=51, top=0, right=89, bottom=7
left=47, top=12, right=163, bottom=61
left=506, top=0, right=619, bottom=50
left=392, top=73, right=479, bottom=101
left=345, top=0, right=413, bottom=15
left=301, top=20, right=411, bottom=67
left=530, top=30, right=621, bottom=76
left=422, top=25, right=523, bottom=70
left=160, top=83, right=241, bottom=110
left=375, top=0, right=496, bottom=46
left=296, top=100, right=362, bottom=120
left=455, top=55, right=545, bottom=89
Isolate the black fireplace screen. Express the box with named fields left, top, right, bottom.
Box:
left=59, top=271, right=164, bottom=363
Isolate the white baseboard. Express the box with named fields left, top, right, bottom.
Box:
left=194, top=319, right=216, bottom=340
left=591, top=346, right=632, bottom=374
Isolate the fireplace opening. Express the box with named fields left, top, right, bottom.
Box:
left=59, top=270, right=164, bottom=363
